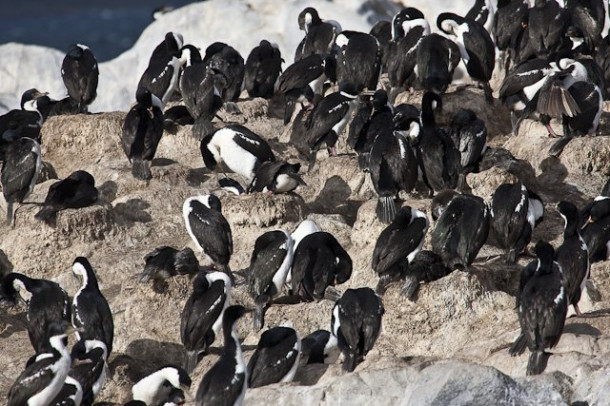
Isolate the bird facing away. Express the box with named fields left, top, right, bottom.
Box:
left=247, top=326, right=301, bottom=388
left=290, top=231, right=352, bottom=302
left=509, top=241, right=568, bottom=375
left=247, top=229, right=294, bottom=331
left=244, top=40, right=283, bottom=99
left=121, top=87, right=164, bottom=180
left=331, top=287, right=384, bottom=372
left=61, top=44, right=99, bottom=112
left=1, top=137, right=42, bottom=226
left=181, top=270, right=232, bottom=374
left=183, top=194, right=233, bottom=276
left=372, top=207, right=428, bottom=294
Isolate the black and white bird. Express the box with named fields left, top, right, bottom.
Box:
left=61, top=44, right=98, bottom=112
left=1, top=137, right=42, bottom=226
left=278, top=54, right=335, bottom=125
left=247, top=161, right=306, bottom=194
left=1, top=272, right=70, bottom=353
left=247, top=229, right=294, bottom=331
left=0, top=88, right=47, bottom=150
left=35, top=170, right=98, bottom=223
left=431, top=193, right=490, bottom=269
left=550, top=79, right=603, bottom=157
left=71, top=257, right=114, bottom=356
left=301, top=329, right=339, bottom=364
left=556, top=201, right=590, bottom=315
left=290, top=231, right=352, bottom=302
left=286, top=219, right=322, bottom=286
left=50, top=375, right=83, bottom=406
left=132, top=366, right=191, bottom=406
left=295, top=7, right=339, bottom=61
left=465, top=0, right=497, bottom=33
left=200, top=124, right=275, bottom=182
left=179, top=44, right=223, bottom=131
left=122, top=87, right=164, bottom=180
left=416, top=92, right=460, bottom=195
left=183, top=195, right=233, bottom=275
left=7, top=322, right=73, bottom=406
left=449, top=109, right=488, bottom=190
left=138, top=32, right=184, bottom=107
left=499, top=57, right=550, bottom=133
left=244, top=40, right=283, bottom=99
left=437, top=12, right=495, bottom=101
left=387, top=7, right=431, bottom=95
left=369, top=126, right=418, bottom=224
left=304, top=82, right=360, bottom=170
left=509, top=241, right=568, bottom=375
left=148, top=31, right=184, bottom=65
left=415, top=34, right=461, bottom=96
left=490, top=183, right=544, bottom=264
left=331, top=287, right=384, bottom=372
left=494, top=0, right=530, bottom=69
left=203, top=42, right=245, bottom=104
left=581, top=196, right=610, bottom=262
left=65, top=338, right=109, bottom=405
left=181, top=270, right=232, bottom=373
left=196, top=305, right=247, bottom=406
left=334, top=31, right=381, bottom=91
left=247, top=326, right=301, bottom=388
left=139, top=246, right=200, bottom=287
left=372, top=207, right=428, bottom=294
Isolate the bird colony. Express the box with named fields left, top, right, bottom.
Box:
left=2, top=0, right=610, bottom=405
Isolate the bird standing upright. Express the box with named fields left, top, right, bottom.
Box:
left=121, top=87, right=164, bottom=180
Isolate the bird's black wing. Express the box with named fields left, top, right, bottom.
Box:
left=197, top=357, right=245, bottom=406
left=278, top=55, right=323, bottom=93
left=248, top=232, right=288, bottom=298
left=306, top=94, right=350, bottom=147
left=181, top=280, right=226, bottom=349
left=1, top=142, right=39, bottom=199
left=143, top=107, right=164, bottom=160
left=8, top=356, right=57, bottom=406
left=230, top=125, right=276, bottom=163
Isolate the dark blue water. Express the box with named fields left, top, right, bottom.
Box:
left=0, top=0, right=196, bottom=61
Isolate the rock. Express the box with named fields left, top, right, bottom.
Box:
left=245, top=360, right=569, bottom=406
left=571, top=352, right=610, bottom=406
left=0, top=43, right=66, bottom=111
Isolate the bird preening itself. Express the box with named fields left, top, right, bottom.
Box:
left=35, top=170, right=99, bottom=223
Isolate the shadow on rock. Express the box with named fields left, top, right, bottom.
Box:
left=563, top=323, right=602, bottom=336
left=152, top=158, right=177, bottom=167
left=114, top=199, right=152, bottom=225
left=99, top=181, right=118, bottom=203
left=0, top=311, right=27, bottom=339
left=536, top=157, right=586, bottom=206
left=309, top=175, right=361, bottom=225
left=186, top=168, right=209, bottom=187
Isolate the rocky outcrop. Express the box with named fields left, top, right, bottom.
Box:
left=1, top=79, right=610, bottom=406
